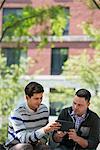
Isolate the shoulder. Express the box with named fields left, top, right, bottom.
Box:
left=39, top=103, right=48, bottom=110
left=88, top=109, right=99, bottom=120
left=38, top=104, right=49, bottom=117
left=60, top=106, right=72, bottom=114
left=38, top=104, right=49, bottom=115
left=10, top=102, right=26, bottom=118
left=58, top=107, right=72, bottom=118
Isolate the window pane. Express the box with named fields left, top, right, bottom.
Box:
left=3, top=8, right=22, bottom=23
left=51, top=48, right=68, bottom=75
left=51, top=7, right=70, bottom=36
left=2, top=8, right=22, bottom=37
left=2, top=8, right=25, bottom=66
left=2, top=48, right=26, bottom=66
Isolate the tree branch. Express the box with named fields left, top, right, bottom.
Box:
left=92, top=0, right=100, bottom=9
left=0, top=6, right=65, bottom=42
left=0, top=0, right=6, bottom=9
left=0, top=14, right=39, bottom=42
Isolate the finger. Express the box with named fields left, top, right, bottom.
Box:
left=57, top=131, right=66, bottom=136
left=57, top=131, right=62, bottom=134
left=50, top=124, right=61, bottom=128
left=69, top=129, right=75, bottom=132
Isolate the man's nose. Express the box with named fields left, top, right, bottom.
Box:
left=38, top=99, right=42, bottom=103
left=74, top=105, right=78, bottom=109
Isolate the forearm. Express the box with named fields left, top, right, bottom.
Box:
left=74, top=135, right=88, bottom=148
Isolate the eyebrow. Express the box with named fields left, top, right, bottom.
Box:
left=73, top=101, right=84, bottom=105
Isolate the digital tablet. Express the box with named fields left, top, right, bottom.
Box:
left=56, top=120, right=74, bottom=131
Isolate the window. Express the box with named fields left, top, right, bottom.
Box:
left=2, top=8, right=22, bottom=37
left=51, top=7, right=70, bottom=36
left=2, top=48, right=27, bottom=66
left=3, top=8, right=22, bottom=22
left=51, top=48, right=68, bottom=75
left=2, top=8, right=26, bottom=66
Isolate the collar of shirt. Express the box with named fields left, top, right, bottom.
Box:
left=25, top=102, right=40, bottom=113
left=70, top=111, right=86, bottom=119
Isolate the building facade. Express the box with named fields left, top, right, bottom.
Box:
left=0, top=0, right=100, bottom=75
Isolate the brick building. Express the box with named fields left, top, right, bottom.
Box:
left=0, top=0, right=100, bottom=75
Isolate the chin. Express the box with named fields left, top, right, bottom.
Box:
left=75, top=111, right=80, bottom=116
left=77, top=113, right=83, bottom=116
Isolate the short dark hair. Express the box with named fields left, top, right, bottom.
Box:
left=75, top=89, right=91, bottom=102
left=24, top=82, right=44, bottom=98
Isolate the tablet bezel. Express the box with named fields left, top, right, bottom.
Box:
left=56, top=120, right=74, bottom=131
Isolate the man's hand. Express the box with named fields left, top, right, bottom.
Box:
left=53, top=131, right=67, bottom=142
left=67, top=129, right=78, bottom=141
left=67, top=129, right=88, bottom=148
left=43, top=122, right=61, bottom=133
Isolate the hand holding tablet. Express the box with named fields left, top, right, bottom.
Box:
left=56, top=120, right=74, bottom=132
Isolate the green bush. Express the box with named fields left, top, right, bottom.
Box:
left=0, top=52, right=26, bottom=143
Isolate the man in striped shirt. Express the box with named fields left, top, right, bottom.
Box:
left=5, top=82, right=60, bottom=150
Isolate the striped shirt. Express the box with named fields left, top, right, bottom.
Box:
left=6, top=102, right=49, bottom=146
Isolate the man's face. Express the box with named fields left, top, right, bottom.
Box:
left=72, top=95, right=90, bottom=116
left=26, top=93, right=43, bottom=111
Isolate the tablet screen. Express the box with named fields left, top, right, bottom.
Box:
left=56, top=120, right=74, bottom=131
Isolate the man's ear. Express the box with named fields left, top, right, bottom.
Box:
left=26, top=95, right=29, bottom=101
left=88, top=102, right=90, bottom=107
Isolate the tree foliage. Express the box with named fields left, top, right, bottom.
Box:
left=61, top=0, right=100, bottom=115
left=62, top=22, right=100, bottom=115
left=0, top=51, right=27, bottom=143
left=0, top=4, right=69, bottom=142
left=62, top=50, right=100, bottom=94
left=83, top=23, right=100, bottom=50
left=1, top=5, right=68, bottom=47
left=0, top=56, right=25, bottom=115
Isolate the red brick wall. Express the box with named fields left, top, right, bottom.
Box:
left=27, top=48, right=51, bottom=75
left=69, top=2, right=100, bottom=35
left=0, top=0, right=99, bottom=75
